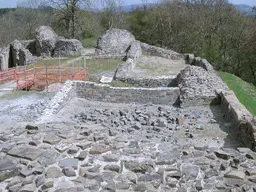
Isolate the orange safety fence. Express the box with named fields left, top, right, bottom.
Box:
left=0, top=68, right=15, bottom=84
left=15, top=64, right=88, bottom=91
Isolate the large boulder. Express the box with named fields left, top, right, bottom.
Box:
left=35, top=26, right=58, bottom=57
left=0, top=46, right=10, bottom=70
left=53, top=39, right=84, bottom=57
left=97, top=28, right=135, bottom=55
left=178, top=65, right=229, bottom=105
left=126, top=41, right=142, bottom=61
left=9, top=40, right=34, bottom=67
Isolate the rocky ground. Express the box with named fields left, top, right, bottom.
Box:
left=0, top=96, right=255, bottom=192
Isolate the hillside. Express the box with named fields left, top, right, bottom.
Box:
left=219, top=71, right=256, bottom=116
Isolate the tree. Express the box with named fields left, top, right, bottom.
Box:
left=47, top=0, right=91, bottom=38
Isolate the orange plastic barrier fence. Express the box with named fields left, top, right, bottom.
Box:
left=15, top=66, right=88, bottom=91
left=0, top=68, right=15, bottom=84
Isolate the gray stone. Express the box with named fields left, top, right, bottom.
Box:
left=89, top=144, right=110, bottom=154
left=19, top=183, right=36, bottom=192
left=35, top=26, right=57, bottom=56
left=178, top=65, right=228, bottom=105
left=96, top=28, right=135, bottom=55
left=123, top=160, right=154, bottom=173
left=59, top=158, right=79, bottom=169
left=0, top=46, right=9, bottom=70
left=43, top=134, right=61, bottom=145
left=25, top=124, right=38, bottom=131
left=38, top=149, right=60, bottom=167
left=104, top=164, right=121, bottom=172
left=214, top=150, right=231, bottom=160
left=0, top=158, right=18, bottom=182
left=53, top=39, right=84, bottom=57
left=76, top=151, right=87, bottom=160
left=9, top=40, right=34, bottom=67
left=126, top=40, right=142, bottom=61
left=0, top=157, right=17, bottom=172
left=7, top=145, right=44, bottom=161
left=35, top=175, right=45, bottom=187
left=180, top=163, right=200, bottom=180
left=248, top=175, right=256, bottom=183
left=63, top=167, right=76, bottom=177
left=41, top=181, right=54, bottom=190
left=77, top=142, right=92, bottom=150
left=45, top=166, right=63, bottom=178
left=224, top=170, right=246, bottom=180
left=103, top=154, right=120, bottom=162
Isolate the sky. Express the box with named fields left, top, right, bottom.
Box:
left=0, top=0, right=255, bottom=8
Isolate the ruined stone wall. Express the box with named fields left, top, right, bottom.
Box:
left=220, top=91, right=256, bottom=150
left=0, top=46, right=10, bottom=70
left=184, top=54, right=256, bottom=150
left=75, top=81, right=180, bottom=105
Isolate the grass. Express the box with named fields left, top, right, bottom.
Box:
left=86, top=59, right=122, bottom=80
left=218, top=71, right=256, bottom=116
left=82, top=36, right=98, bottom=48
left=110, top=81, right=137, bottom=87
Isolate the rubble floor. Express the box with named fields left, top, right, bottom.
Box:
left=0, top=95, right=256, bottom=191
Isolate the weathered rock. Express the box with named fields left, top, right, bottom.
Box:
left=180, top=163, right=200, bottom=180
left=45, top=166, right=63, bottom=178
left=19, top=183, right=36, bottom=192
left=63, top=167, right=76, bottom=177
left=9, top=40, right=34, bottom=67
left=178, top=65, right=228, bottom=105
left=53, top=39, right=84, bottom=57
left=214, top=150, right=231, bottom=160
left=21, top=40, right=37, bottom=55
left=103, top=154, right=119, bottom=162
left=104, top=164, right=121, bottom=172
left=89, top=144, right=110, bottom=154
left=35, top=26, right=57, bottom=57
left=43, top=134, right=61, bottom=145
left=38, top=149, right=60, bottom=167
left=224, top=170, right=246, bottom=180
left=0, top=46, right=10, bottom=70
left=0, top=158, right=18, bottom=182
left=97, top=28, right=135, bottom=55
left=59, top=158, right=79, bottom=169
left=7, top=145, right=44, bottom=161
left=123, top=160, right=154, bottom=173
left=126, top=40, right=142, bottom=61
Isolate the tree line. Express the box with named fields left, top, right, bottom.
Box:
left=0, top=0, right=255, bottom=84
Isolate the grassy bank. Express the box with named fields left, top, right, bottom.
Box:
left=219, top=71, right=256, bottom=116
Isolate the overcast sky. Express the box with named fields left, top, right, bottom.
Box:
left=0, top=0, right=255, bottom=8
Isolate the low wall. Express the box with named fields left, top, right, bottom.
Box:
left=140, top=42, right=184, bottom=60
left=220, top=91, right=256, bottom=150
left=75, top=81, right=180, bottom=105
left=114, top=76, right=178, bottom=88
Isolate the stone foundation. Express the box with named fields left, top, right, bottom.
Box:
left=74, top=81, right=180, bottom=105
left=220, top=91, right=256, bottom=150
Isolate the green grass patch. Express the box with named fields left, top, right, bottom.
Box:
left=218, top=71, right=256, bottom=115
left=82, top=36, right=98, bottom=48
left=0, top=90, right=43, bottom=100
left=86, top=59, right=122, bottom=80
left=110, top=81, right=137, bottom=87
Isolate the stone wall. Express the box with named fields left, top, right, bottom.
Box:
left=75, top=81, right=180, bottom=105
left=219, top=91, right=256, bottom=150
left=140, top=42, right=184, bottom=60
left=0, top=46, right=10, bottom=70
left=114, top=76, right=178, bottom=88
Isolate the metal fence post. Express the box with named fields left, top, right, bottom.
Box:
left=46, top=61, right=48, bottom=93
